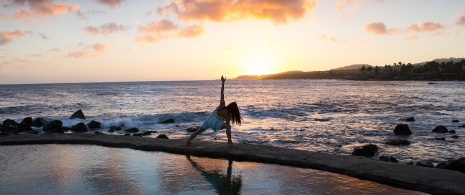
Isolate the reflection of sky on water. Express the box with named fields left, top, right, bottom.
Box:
left=0, top=145, right=424, bottom=195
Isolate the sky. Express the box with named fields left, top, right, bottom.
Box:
left=0, top=0, right=464, bottom=84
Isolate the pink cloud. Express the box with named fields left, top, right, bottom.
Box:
left=96, top=0, right=126, bottom=8
left=84, top=22, right=129, bottom=36
left=457, top=10, right=465, bottom=26
left=406, top=35, right=418, bottom=41
left=2, top=0, right=80, bottom=21
left=66, top=43, right=108, bottom=59
left=177, top=25, right=204, bottom=38
left=136, top=19, right=178, bottom=43
left=365, top=22, right=388, bottom=35
left=159, top=0, right=317, bottom=24
left=0, top=30, right=27, bottom=46
left=408, top=22, right=444, bottom=32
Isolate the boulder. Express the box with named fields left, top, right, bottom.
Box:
left=110, top=126, right=122, bottom=131
left=186, top=126, right=200, bottom=132
left=70, top=109, right=86, bottom=119
left=87, top=120, right=101, bottom=129
left=459, top=124, right=465, bottom=128
left=448, top=130, right=456, bottom=134
left=2, top=119, right=18, bottom=127
left=451, top=119, right=460, bottom=123
left=19, top=117, right=33, bottom=127
left=125, top=128, right=139, bottom=133
left=124, top=133, right=131, bottom=136
left=451, top=135, right=459, bottom=139
left=32, top=118, right=47, bottom=127
left=94, top=131, right=103, bottom=135
left=160, top=118, right=175, bottom=124
left=442, top=158, right=465, bottom=173
left=393, top=124, right=412, bottom=135
left=416, top=162, right=434, bottom=168
left=385, top=139, right=410, bottom=146
left=351, top=144, right=378, bottom=157
left=405, top=117, right=415, bottom=122
left=43, top=120, right=63, bottom=133
left=379, top=156, right=398, bottom=163
left=432, top=125, right=448, bottom=133
left=71, top=122, right=88, bottom=133
left=156, top=134, right=169, bottom=139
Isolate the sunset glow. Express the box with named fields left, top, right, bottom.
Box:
left=0, top=0, right=464, bottom=84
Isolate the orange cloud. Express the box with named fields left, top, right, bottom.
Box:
left=337, top=0, right=356, bottom=15
left=84, top=23, right=129, bottom=36
left=136, top=19, right=178, bottom=43
left=366, top=22, right=388, bottom=35
left=177, top=25, right=204, bottom=38
left=406, top=35, right=418, bottom=41
left=66, top=43, right=108, bottom=59
left=0, top=30, right=27, bottom=46
left=2, top=0, right=79, bottom=21
left=159, top=0, right=317, bottom=24
left=320, top=34, right=348, bottom=43
left=408, top=22, right=444, bottom=32
left=96, top=0, right=126, bottom=8
left=457, top=10, right=465, bottom=26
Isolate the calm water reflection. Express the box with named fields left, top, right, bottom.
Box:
left=0, top=145, right=424, bottom=195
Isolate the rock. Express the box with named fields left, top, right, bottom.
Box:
left=110, top=126, right=122, bottom=131
left=62, top=126, right=71, bottom=131
left=133, top=131, right=152, bottom=136
left=459, top=124, right=465, bottom=128
left=416, top=162, right=434, bottom=168
left=436, top=162, right=448, bottom=168
left=451, top=135, right=459, bottom=139
left=43, top=120, right=63, bottom=133
left=2, top=119, right=18, bottom=127
left=393, top=124, right=412, bottom=135
left=379, top=156, right=398, bottom=163
left=186, top=126, right=200, bottom=132
left=405, top=117, right=415, bottom=122
left=451, top=119, right=460, bottom=123
left=70, top=109, right=86, bottom=119
left=94, top=131, right=103, bottom=134
left=124, top=133, right=131, bottom=136
left=156, top=134, right=169, bottom=139
left=385, top=139, right=410, bottom=146
left=19, top=117, right=33, bottom=127
left=442, top=158, right=465, bottom=173
left=32, top=118, right=47, bottom=127
left=71, top=122, right=88, bottom=133
left=160, top=118, right=175, bottom=124
left=87, top=120, right=101, bottom=129
left=125, top=128, right=139, bottom=133
left=351, top=144, right=378, bottom=157
left=435, top=137, right=446, bottom=140
left=432, top=125, right=448, bottom=133
left=109, top=129, right=115, bottom=132
left=146, top=130, right=158, bottom=134
left=448, top=130, right=456, bottom=134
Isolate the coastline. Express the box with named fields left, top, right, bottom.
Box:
left=0, top=134, right=464, bottom=195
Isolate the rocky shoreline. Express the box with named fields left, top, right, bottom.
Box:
left=0, top=133, right=464, bottom=195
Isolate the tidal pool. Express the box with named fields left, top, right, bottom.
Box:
left=0, top=144, right=424, bottom=194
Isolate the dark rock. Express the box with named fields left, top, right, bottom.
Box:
left=432, top=125, right=448, bottom=133
left=43, top=120, right=63, bottom=133
left=451, top=119, right=460, bottom=123
left=146, top=130, right=158, bottom=134
left=379, top=156, right=398, bottom=163
left=32, top=118, right=47, bottom=127
left=19, top=117, right=33, bottom=127
left=109, top=129, right=115, bottom=132
left=416, top=162, right=434, bottom=168
left=70, top=109, right=86, bottom=119
left=385, top=139, right=410, bottom=146
left=407, top=162, right=415, bottom=165
left=436, top=162, right=448, bottom=168
left=17, top=125, right=32, bottom=132
left=352, top=144, right=378, bottom=157
left=87, top=120, right=101, bottom=129
left=442, top=158, right=465, bottom=173
left=94, top=131, right=103, bottom=134
left=124, top=133, right=131, bottom=136
left=435, top=137, right=446, bottom=140
left=459, top=124, right=465, bottom=128
left=156, top=134, right=169, bottom=139
left=110, top=126, right=122, bottom=131
left=133, top=131, right=152, bottom=136
left=2, top=119, right=18, bottom=127
left=125, top=128, right=139, bottom=133
left=62, top=126, right=71, bottom=131
left=393, top=124, right=412, bottom=135
left=405, top=117, right=415, bottom=122
left=71, top=122, right=88, bottom=133
left=448, top=130, right=456, bottom=134
left=451, top=135, right=459, bottom=139
left=186, top=126, right=200, bottom=132
left=160, top=118, right=175, bottom=124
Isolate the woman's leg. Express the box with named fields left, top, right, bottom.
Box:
left=222, top=123, right=233, bottom=146
left=186, top=126, right=205, bottom=145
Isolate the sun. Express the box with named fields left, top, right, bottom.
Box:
left=243, top=55, right=276, bottom=76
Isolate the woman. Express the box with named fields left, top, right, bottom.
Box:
left=186, top=75, right=242, bottom=147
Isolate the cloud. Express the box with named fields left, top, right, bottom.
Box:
left=457, top=10, right=465, bottom=26
left=158, top=0, right=317, bottom=24
left=408, top=22, right=444, bottom=32
left=84, top=22, right=129, bottom=36
left=177, top=25, right=204, bottom=38
left=2, top=0, right=80, bottom=21
left=0, top=30, right=27, bottom=46
left=136, top=19, right=178, bottom=43
left=337, top=0, right=384, bottom=16
left=66, top=43, right=108, bottom=59
left=39, top=33, right=49, bottom=39
left=406, top=35, right=418, bottom=41
left=96, top=0, right=126, bottom=8
left=320, top=34, right=348, bottom=43
left=365, top=22, right=388, bottom=35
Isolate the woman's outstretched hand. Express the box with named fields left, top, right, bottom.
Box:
left=221, top=75, right=226, bottom=83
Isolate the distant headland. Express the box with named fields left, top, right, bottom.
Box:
left=235, top=58, right=465, bottom=81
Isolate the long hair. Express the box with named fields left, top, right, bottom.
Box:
left=226, top=102, right=242, bottom=125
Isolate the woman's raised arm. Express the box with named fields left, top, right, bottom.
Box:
left=220, top=75, right=226, bottom=107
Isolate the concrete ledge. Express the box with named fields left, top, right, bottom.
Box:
left=1, top=134, right=464, bottom=195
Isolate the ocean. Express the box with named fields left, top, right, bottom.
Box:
left=1, top=80, right=464, bottom=164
